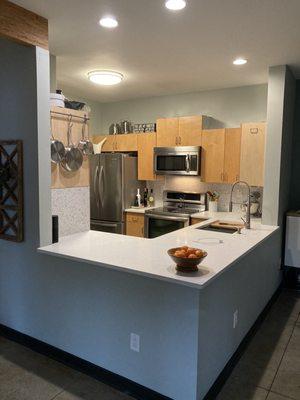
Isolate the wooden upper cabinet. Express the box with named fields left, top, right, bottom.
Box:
left=157, top=118, right=179, bottom=146
left=223, top=128, right=242, bottom=183
left=92, top=134, right=137, bottom=152
left=115, top=134, right=137, bottom=151
left=240, top=123, right=266, bottom=187
left=201, top=129, right=225, bottom=183
left=137, top=132, right=157, bottom=181
left=178, top=116, right=202, bottom=146
left=157, top=116, right=202, bottom=147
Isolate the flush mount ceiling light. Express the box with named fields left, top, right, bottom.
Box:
left=99, top=16, right=118, bottom=28
left=88, top=71, right=124, bottom=85
left=233, top=58, right=248, bottom=65
left=165, top=0, right=187, bottom=11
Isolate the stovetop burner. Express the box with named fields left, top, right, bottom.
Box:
left=145, top=190, right=207, bottom=218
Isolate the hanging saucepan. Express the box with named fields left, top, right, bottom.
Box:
left=61, top=117, right=83, bottom=172
left=50, top=115, right=66, bottom=164
left=78, top=116, right=94, bottom=155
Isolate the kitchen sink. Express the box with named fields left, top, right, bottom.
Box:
left=196, top=225, right=238, bottom=234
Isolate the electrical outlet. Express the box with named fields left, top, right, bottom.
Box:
left=233, top=310, right=238, bottom=329
left=130, top=333, right=140, bottom=352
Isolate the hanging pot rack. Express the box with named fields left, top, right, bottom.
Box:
left=50, top=110, right=90, bottom=122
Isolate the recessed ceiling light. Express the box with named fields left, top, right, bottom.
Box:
left=233, top=58, right=247, bottom=65
left=88, top=71, right=123, bottom=86
left=165, top=0, right=187, bottom=11
left=99, top=16, right=118, bottom=28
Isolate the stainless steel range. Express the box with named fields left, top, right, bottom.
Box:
left=145, top=190, right=207, bottom=238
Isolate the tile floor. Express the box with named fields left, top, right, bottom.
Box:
left=0, top=289, right=299, bottom=400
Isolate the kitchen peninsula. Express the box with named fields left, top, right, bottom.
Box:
left=39, top=214, right=281, bottom=399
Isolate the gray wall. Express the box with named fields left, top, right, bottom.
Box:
left=100, top=84, right=268, bottom=133
left=290, top=81, right=300, bottom=209
left=263, top=66, right=296, bottom=226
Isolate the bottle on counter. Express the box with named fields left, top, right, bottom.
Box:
left=143, top=188, right=149, bottom=207
left=148, top=189, right=155, bottom=207
left=135, top=188, right=142, bottom=207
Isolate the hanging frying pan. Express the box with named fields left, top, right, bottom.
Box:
left=61, top=117, right=83, bottom=172
left=50, top=115, right=65, bottom=164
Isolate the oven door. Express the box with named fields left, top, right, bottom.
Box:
left=145, top=214, right=189, bottom=239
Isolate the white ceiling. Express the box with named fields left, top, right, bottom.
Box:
left=13, top=0, right=300, bottom=102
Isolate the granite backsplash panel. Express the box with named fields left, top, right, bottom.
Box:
left=51, top=187, right=90, bottom=237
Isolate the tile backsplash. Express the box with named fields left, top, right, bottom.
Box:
left=147, top=176, right=263, bottom=213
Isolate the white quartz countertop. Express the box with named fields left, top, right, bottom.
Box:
left=124, top=207, right=156, bottom=214
left=38, top=212, right=277, bottom=289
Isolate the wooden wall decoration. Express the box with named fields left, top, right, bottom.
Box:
left=51, top=107, right=90, bottom=189
left=0, top=140, right=24, bottom=242
left=0, top=0, right=48, bottom=49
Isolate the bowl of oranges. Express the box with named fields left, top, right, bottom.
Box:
left=167, top=246, right=207, bottom=272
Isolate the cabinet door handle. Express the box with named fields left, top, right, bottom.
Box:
left=175, top=137, right=178, bottom=145
left=141, top=226, right=144, bottom=237
left=221, top=172, right=224, bottom=182
left=179, top=136, right=181, bottom=145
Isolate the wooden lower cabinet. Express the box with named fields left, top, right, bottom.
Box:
left=191, top=218, right=209, bottom=225
left=125, top=213, right=145, bottom=238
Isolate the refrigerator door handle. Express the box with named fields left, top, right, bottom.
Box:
left=99, top=165, right=104, bottom=207
left=93, top=165, right=100, bottom=209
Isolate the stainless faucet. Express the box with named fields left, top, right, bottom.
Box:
left=229, top=181, right=251, bottom=229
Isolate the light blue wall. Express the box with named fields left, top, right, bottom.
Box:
left=100, top=84, right=268, bottom=133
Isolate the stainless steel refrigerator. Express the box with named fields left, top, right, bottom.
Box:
left=90, top=153, right=142, bottom=234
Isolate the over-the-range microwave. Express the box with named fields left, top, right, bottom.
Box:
left=154, top=146, right=201, bottom=176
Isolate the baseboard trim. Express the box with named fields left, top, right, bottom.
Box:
left=0, top=285, right=282, bottom=400
left=203, top=284, right=282, bottom=399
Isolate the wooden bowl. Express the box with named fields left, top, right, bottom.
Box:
left=167, top=247, right=207, bottom=272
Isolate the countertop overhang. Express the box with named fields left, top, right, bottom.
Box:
left=38, top=212, right=278, bottom=289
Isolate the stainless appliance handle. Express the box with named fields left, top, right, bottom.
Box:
left=94, top=165, right=100, bottom=208
left=145, top=214, right=189, bottom=222
left=185, top=154, right=190, bottom=173
left=99, top=165, right=104, bottom=207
